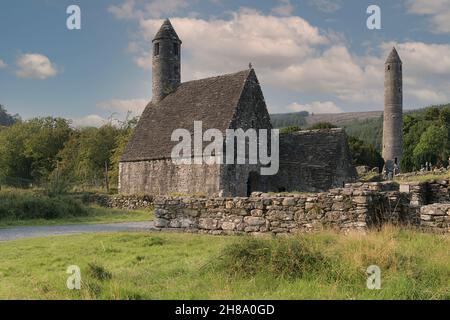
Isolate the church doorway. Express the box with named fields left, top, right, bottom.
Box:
left=247, top=171, right=260, bottom=197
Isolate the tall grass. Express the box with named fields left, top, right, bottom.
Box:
left=0, top=188, right=88, bottom=220
left=0, top=229, right=448, bottom=299
left=214, top=227, right=450, bottom=299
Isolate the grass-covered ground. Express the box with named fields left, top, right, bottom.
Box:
left=0, top=206, right=152, bottom=228
left=395, top=171, right=450, bottom=183
left=0, top=227, right=448, bottom=300
left=0, top=188, right=153, bottom=227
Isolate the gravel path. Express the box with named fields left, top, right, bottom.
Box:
left=0, top=221, right=155, bottom=241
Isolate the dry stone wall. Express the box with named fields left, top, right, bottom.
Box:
left=153, top=183, right=418, bottom=235
left=93, top=180, right=450, bottom=234
left=419, top=204, right=450, bottom=232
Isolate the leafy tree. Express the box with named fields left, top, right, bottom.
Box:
left=347, top=136, right=384, bottom=170
left=109, top=117, right=138, bottom=187
left=400, top=105, right=450, bottom=171
left=0, top=117, right=70, bottom=183
left=0, top=104, right=20, bottom=126
left=57, top=125, right=120, bottom=187
left=412, top=125, right=448, bottom=167
left=0, top=123, right=33, bottom=182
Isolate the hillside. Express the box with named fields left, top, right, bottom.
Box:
left=271, top=104, right=450, bottom=152
left=270, top=110, right=382, bottom=128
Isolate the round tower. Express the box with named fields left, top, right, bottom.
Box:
left=382, top=47, right=403, bottom=173
left=152, top=19, right=182, bottom=103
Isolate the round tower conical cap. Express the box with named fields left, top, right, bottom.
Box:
left=385, top=47, right=402, bottom=64
left=153, top=19, right=182, bottom=43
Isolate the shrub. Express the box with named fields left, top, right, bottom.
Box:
left=308, top=122, right=337, bottom=130
left=280, top=126, right=302, bottom=134
left=218, top=237, right=330, bottom=279
left=0, top=189, right=89, bottom=221
left=87, top=263, right=112, bottom=281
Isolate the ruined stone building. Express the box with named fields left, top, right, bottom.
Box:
left=119, top=19, right=357, bottom=197
left=382, top=47, right=403, bottom=172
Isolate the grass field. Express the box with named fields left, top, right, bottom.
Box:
left=0, top=206, right=152, bottom=228
left=0, top=227, right=448, bottom=300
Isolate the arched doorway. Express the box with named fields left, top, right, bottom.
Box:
left=247, top=171, right=260, bottom=196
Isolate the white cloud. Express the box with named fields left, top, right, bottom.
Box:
left=16, top=53, right=58, bottom=79
left=108, top=0, right=190, bottom=20
left=108, top=0, right=139, bottom=20
left=409, top=88, right=449, bottom=104
left=381, top=42, right=450, bottom=75
left=97, top=98, right=148, bottom=115
left=269, top=46, right=383, bottom=103
left=308, top=0, right=342, bottom=13
left=110, top=5, right=450, bottom=112
left=71, top=114, right=109, bottom=128
left=145, top=0, right=190, bottom=18
left=137, top=11, right=330, bottom=78
left=0, top=59, right=6, bottom=69
left=271, top=0, right=295, bottom=16
left=407, top=0, right=450, bottom=33
left=288, top=101, right=342, bottom=114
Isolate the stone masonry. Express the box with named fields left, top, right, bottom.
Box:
left=150, top=181, right=449, bottom=234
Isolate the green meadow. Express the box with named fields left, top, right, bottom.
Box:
left=0, top=227, right=448, bottom=300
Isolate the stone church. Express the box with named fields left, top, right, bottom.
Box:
left=119, top=19, right=357, bottom=197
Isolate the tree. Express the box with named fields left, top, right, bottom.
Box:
left=0, top=104, right=20, bottom=126
left=413, top=125, right=448, bottom=167
left=57, top=125, right=120, bottom=187
left=0, top=117, right=71, bottom=184
left=109, top=117, right=138, bottom=187
left=347, top=136, right=384, bottom=170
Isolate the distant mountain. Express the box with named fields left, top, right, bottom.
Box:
left=305, top=111, right=383, bottom=126
left=270, top=104, right=450, bottom=152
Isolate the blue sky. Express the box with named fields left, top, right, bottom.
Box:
left=0, top=0, right=449, bottom=126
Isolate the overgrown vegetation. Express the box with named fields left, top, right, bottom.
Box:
left=347, top=136, right=384, bottom=170
left=0, top=104, right=20, bottom=127
left=0, top=188, right=152, bottom=227
left=279, top=125, right=302, bottom=134
left=0, top=108, right=138, bottom=191
left=0, top=228, right=448, bottom=299
left=342, top=116, right=383, bottom=151
left=308, top=122, right=337, bottom=130
left=0, top=189, right=88, bottom=220
left=402, top=106, right=450, bottom=171
left=218, top=237, right=329, bottom=279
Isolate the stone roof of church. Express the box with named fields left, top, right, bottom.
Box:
left=153, top=19, right=182, bottom=43
left=386, top=47, right=402, bottom=64
left=120, top=69, right=254, bottom=162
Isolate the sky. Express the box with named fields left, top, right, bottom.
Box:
left=0, top=0, right=450, bottom=126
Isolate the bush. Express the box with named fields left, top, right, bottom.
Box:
left=218, top=237, right=330, bottom=279
left=0, top=189, right=89, bottom=220
left=308, top=122, right=337, bottom=130
left=87, top=262, right=112, bottom=281
left=280, top=126, right=302, bottom=134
